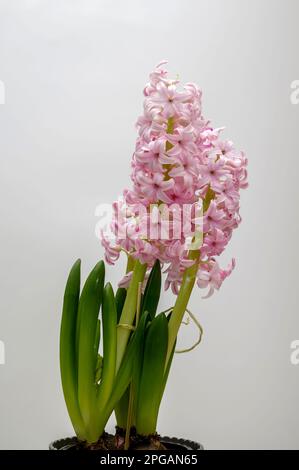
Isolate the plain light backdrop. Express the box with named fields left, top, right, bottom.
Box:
left=0, top=0, right=298, bottom=449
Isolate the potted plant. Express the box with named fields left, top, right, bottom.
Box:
left=51, top=61, right=248, bottom=451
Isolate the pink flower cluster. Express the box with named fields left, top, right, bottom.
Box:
left=101, top=61, right=248, bottom=297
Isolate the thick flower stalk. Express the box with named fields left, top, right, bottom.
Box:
left=102, top=62, right=248, bottom=362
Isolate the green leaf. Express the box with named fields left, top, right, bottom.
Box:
left=94, top=319, right=101, bottom=367
left=160, top=339, right=176, bottom=402
left=60, top=259, right=85, bottom=439
left=95, top=354, right=103, bottom=384
left=135, top=312, right=168, bottom=436
left=97, top=282, right=117, bottom=408
left=159, top=311, right=175, bottom=401
left=115, top=287, right=127, bottom=323
left=114, top=387, right=130, bottom=430
left=102, top=313, right=148, bottom=427
left=131, top=323, right=148, bottom=425
left=77, top=260, right=105, bottom=436
left=141, top=260, right=161, bottom=320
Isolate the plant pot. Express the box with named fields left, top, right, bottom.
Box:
left=49, top=435, right=203, bottom=451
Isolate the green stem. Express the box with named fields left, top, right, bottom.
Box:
left=126, top=255, right=135, bottom=273
left=166, top=116, right=174, bottom=147
left=166, top=250, right=200, bottom=367
left=165, top=185, right=215, bottom=367
left=115, top=260, right=147, bottom=373
left=124, top=385, right=134, bottom=449
left=113, top=255, right=136, bottom=429
left=163, top=117, right=175, bottom=179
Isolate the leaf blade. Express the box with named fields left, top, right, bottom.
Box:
left=60, top=259, right=85, bottom=439
left=97, top=282, right=117, bottom=408
left=77, top=260, right=105, bottom=440
left=141, top=260, right=161, bottom=320
left=135, top=312, right=168, bottom=435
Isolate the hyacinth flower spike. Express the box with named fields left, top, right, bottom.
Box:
left=60, top=62, right=247, bottom=448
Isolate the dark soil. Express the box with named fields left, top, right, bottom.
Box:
left=83, top=428, right=166, bottom=451
left=51, top=432, right=203, bottom=451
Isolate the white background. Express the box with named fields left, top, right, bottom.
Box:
left=0, top=0, right=298, bottom=449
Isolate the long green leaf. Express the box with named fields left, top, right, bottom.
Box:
left=98, top=313, right=148, bottom=432
left=141, top=260, right=161, bottom=320
left=95, top=354, right=103, bottom=383
left=113, top=287, right=129, bottom=428
left=135, top=313, right=168, bottom=435
left=160, top=339, right=176, bottom=403
left=97, top=283, right=117, bottom=408
left=114, top=387, right=130, bottom=429
left=115, top=287, right=127, bottom=322
left=94, top=319, right=101, bottom=368
left=77, top=260, right=105, bottom=440
left=60, top=259, right=85, bottom=439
